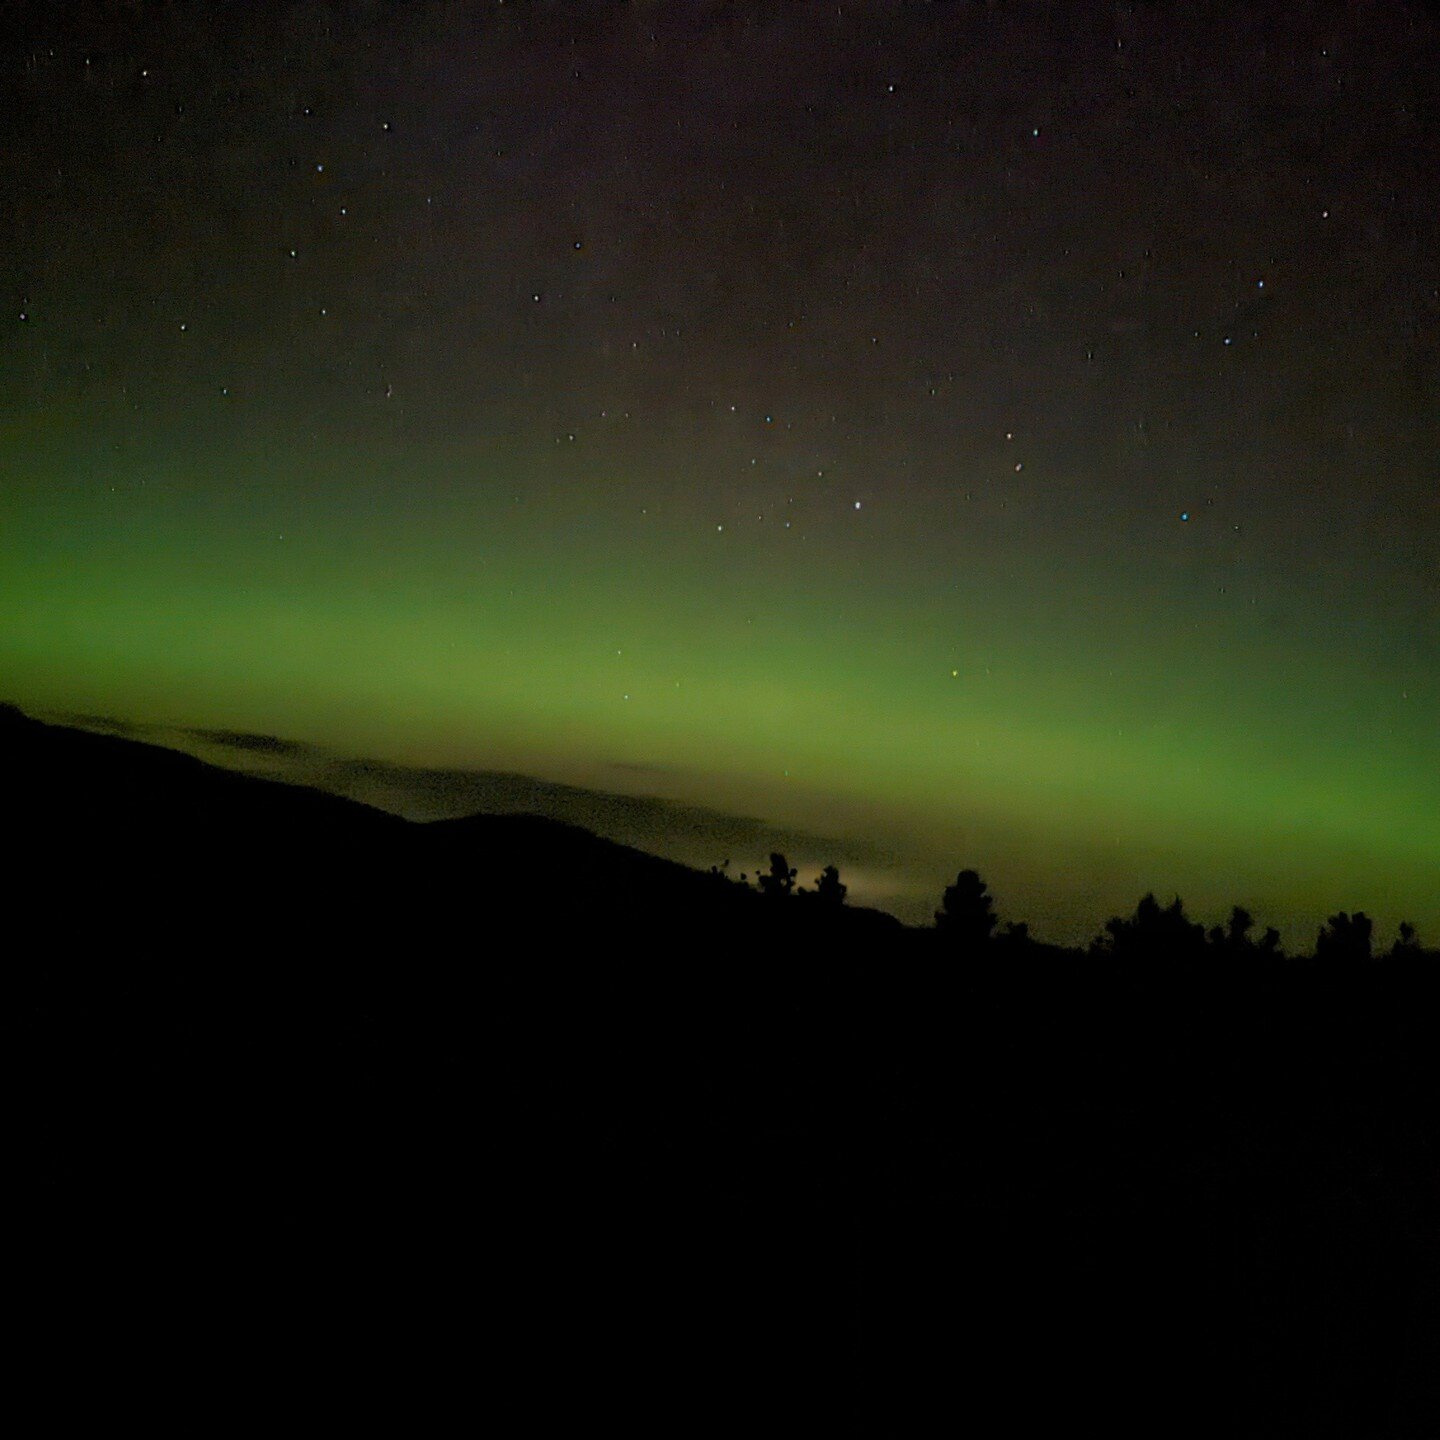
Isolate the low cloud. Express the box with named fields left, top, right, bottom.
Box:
left=185, top=728, right=322, bottom=758
left=55, top=711, right=910, bottom=911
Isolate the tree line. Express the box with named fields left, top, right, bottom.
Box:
left=714, top=852, right=1429, bottom=961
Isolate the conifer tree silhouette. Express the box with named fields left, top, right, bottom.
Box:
left=1316, top=911, right=1373, bottom=962
left=1227, top=905, right=1254, bottom=946
left=757, top=852, right=797, bottom=899
left=1392, top=920, right=1420, bottom=958
left=935, top=869, right=997, bottom=943
left=814, top=864, right=847, bottom=907
left=1094, top=893, right=1206, bottom=959
left=1209, top=906, right=1260, bottom=953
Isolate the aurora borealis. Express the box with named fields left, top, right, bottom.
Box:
left=2, top=2, right=1436, bottom=943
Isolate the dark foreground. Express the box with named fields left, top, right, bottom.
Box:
left=9, top=706, right=1438, bottom=1434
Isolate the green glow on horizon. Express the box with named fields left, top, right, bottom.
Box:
left=4, top=427, right=1435, bottom=945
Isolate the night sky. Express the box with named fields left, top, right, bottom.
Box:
left=3, top=1, right=1436, bottom=943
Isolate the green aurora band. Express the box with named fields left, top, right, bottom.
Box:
left=5, top=422, right=1435, bottom=946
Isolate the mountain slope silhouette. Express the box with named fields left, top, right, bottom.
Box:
left=6, top=703, right=902, bottom=950
left=7, top=703, right=1437, bottom=1435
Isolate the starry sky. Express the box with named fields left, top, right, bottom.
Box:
left=3, top=0, right=1436, bottom=943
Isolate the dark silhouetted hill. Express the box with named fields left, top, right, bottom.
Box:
left=7, top=706, right=1438, bottom=1435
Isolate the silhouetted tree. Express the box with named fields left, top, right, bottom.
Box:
left=1209, top=905, right=1262, bottom=955
left=1226, top=905, right=1254, bottom=946
left=1316, top=911, right=1373, bottom=963
left=757, top=852, right=797, bottom=899
left=1094, top=893, right=1206, bottom=960
left=814, top=864, right=847, bottom=907
left=1390, top=921, right=1421, bottom=960
left=1258, top=926, right=1283, bottom=957
left=935, top=869, right=998, bottom=944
